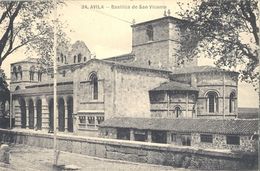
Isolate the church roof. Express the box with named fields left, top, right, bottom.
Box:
left=99, top=117, right=258, bottom=135
left=11, top=57, right=39, bottom=64
left=151, top=81, right=198, bottom=92
left=172, top=66, right=239, bottom=75
left=131, top=16, right=188, bottom=27
left=103, top=53, right=135, bottom=62
left=73, top=59, right=172, bottom=74
left=238, top=108, right=259, bottom=119
left=71, top=40, right=90, bottom=52
left=13, top=81, right=73, bottom=95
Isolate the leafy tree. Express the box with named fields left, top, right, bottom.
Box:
left=0, top=0, right=70, bottom=120
left=176, top=0, right=259, bottom=88
left=0, top=1, right=70, bottom=69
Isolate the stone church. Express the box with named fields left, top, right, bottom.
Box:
left=10, top=16, right=239, bottom=135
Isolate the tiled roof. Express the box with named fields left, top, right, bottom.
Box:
left=13, top=82, right=73, bottom=95
left=238, top=108, right=259, bottom=119
left=11, top=57, right=39, bottom=64
left=73, top=59, right=171, bottom=74
left=172, top=66, right=238, bottom=75
left=151, top=81, right=199, bottom=92
left=99, top=117, right=258, bottom=135
left=238, top=107, right=259, bottom=114
left=103, top=53, right=135, bottom=62
left=132, top=16, right=188, bottom=27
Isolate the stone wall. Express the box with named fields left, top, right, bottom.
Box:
left=100, top=128, right=258, bottom=153
left=74, top=61, right=113, bottom=121
left=74, top=60, right=169, bottom=133
left=115, top=67, right=168, bottom=118
left=132, top=17, right=197, bottom=69
left=171, top=72, right=238, bottom=118
left=191, top=133, right=257, bottom=152
left=196, top=72, right=238, bottom=118
left=150, top=91, right=196, bottom=118
left=75, top=60, right=169, bottom=119
left=0, top=129, right=257, bottom=170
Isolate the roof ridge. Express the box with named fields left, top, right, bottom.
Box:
left=100, top=117, right=258, bottom=135
left=103, top=53, right=134, bottom=60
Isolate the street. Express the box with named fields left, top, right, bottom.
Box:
left=0, top=145, right=190, bottom=171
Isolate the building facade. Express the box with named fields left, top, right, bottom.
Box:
left=10, top=16, right=239, bottom=135
left=99, top=118, right=258, bottom=153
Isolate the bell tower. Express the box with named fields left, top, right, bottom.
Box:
left=131, top=16, right=197, bottom=70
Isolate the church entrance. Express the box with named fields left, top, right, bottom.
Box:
left=67, top=97, right=73, bottom=132
left=28, top=99, right=34, bottom=129
left=20, top=98, right=26, bottom=128
left=48, top=98, right=54, bottom=132
left=58, top=98, right=65, bottom=132
left=36, top=99, right=42, bottom=130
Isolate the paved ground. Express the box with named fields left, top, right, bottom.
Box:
left=0, top=145, right=191, bottom=171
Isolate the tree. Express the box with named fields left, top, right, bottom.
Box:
left=0, top=69, right=9, bottom=119
left=0, top=1, right=70, bottom=68
left=176, top=0, right=259, bottom=88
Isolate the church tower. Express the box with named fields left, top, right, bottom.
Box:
left=131, top=16, right=197, bottom=70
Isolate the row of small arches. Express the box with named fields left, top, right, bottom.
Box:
left=57, top=53, right=88, bottom=64
left=18, top=96, right=74, bottom=132
left=74, top=53, right=87, bottom=63
left=206, top=91, right=236, bottom=113
left=12, top=65, right=43, bottom=81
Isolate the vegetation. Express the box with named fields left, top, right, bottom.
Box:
left=177, top=0, right=259, bottom=88
left=0, top=1, right=70, bottom=68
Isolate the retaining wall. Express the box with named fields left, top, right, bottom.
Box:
left=0, top=129, right=257, bottom=170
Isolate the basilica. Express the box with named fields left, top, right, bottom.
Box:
left=10, top=16, right=239, bottom=135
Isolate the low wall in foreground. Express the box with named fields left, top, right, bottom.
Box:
left=0, top=129, right=257, bottom=170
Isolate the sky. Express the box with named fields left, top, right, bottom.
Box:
left=1, top=0, right=259, bottom=108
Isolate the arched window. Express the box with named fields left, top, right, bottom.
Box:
left=146, top=25, right=154, bottom=41
left=17, top=66, right=22, bottom=80
left=206, top=91, right=219, bottom=113
left=90, top=73, right=98, bottom=100
left=175, top=106, right=182, bottom=118
left=38, top=71, right=42, bottom=82
left=229, top=92, right=235, bottom=113
left=84, top=57, right=87, bottom=62
left=78, top=53, right=82, bottom=63
left=61, top=53, right=64, bottom=63
left=148, top=60, right=151, bottom=66
left=29, top=66, right=35, bottom=81
left=13, top=66, right=17, bottom=80
left=74, top=55, right=76, bottom=63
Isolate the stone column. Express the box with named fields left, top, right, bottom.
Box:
left=167, top=92, right=170, bottom=117
left=223, top=74, right=226, bottom=118
left=33, top=98, right=37, bottom=129
left=64, top=98, right=68, bottom=132
left=72, top=113, right=78, bottom=134
left=130, top=129, right=135, bottom=141
left=147, top=131, right=152, bottom=143
left=26, top=105, right=29, bottom=129
left=13, top=100, right=21, bottom=128
left=186, top=92, right=189, bottom=117
left=195, top=103, right=198, bottom=118
left=166, top=132, right=171, bottom=144
left=41, top=97, right=49, bottom=131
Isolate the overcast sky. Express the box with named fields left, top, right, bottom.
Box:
left=2, top=0, right=258, bottom=107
